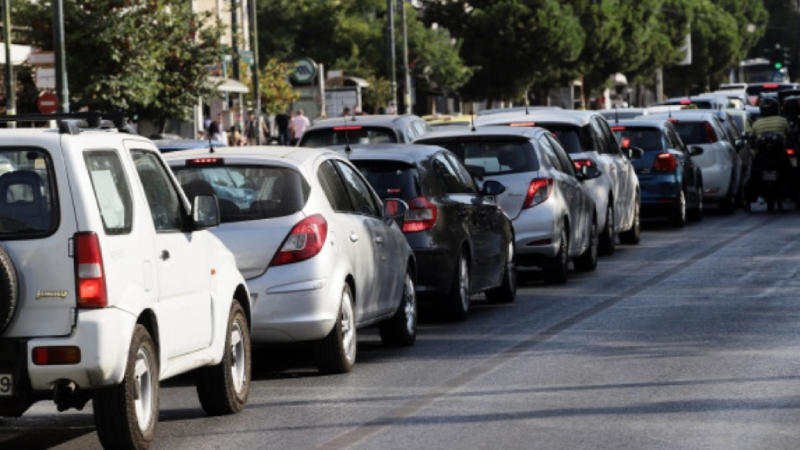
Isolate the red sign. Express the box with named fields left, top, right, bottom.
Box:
left=37, top=92, right=58, bottom=114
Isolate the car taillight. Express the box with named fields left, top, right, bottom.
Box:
left=653, top=153, right=679, bottom=172
left=271, top=214, right=328, bottom=266
left=74, top=232, right=107, bottom=308
left=403, top=196, right=437, bottom=233
left=704, top=122, right=717, bottom=143
left=523, top=178, right=553, bottom=209
left=788, top=148, right=796, bottom=156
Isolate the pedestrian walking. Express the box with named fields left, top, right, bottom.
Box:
left=289, top=109, right=310, bottom=146
left=245, top=111, right=269, bottom=145
left=275, top=111, right=291, bottom=145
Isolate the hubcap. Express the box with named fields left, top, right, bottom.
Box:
left=229, top=319, right=246, bottom=394
left=341, top=290, right=356, bottom=364
left=403, top=275, right=416, bottom=334
left=133, top=347, right=154, bottom=432
left=459, top=256, right=469, bottom=312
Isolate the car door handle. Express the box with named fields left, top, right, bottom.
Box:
left=374, top=236, right=384, bottom=244
left=349, top=233, right=359, bottom=242
left=160, top=250, right=170, bottom=261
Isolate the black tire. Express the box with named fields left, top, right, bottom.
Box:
left=598, top=202, right=615, bottom=255
left=689, top=185, right=705, bottom=220
left=441, top=250, right=470, bottom=321
left=544, top=228, right=569, bottom=285
left=619, top=194, right=641, bottom=244
left=669, top=190, right=686, bottom=228
left=379, top=270, right=417, bottom=346
left=573, top=219, right=598, bottom=272
left=486, top=241, right=517, bottom=303
left=94, top=325, right=159, bottom=450
left=314, top=283, right=357, bottom=374
left=195, top=301, right=251, bottom=416
left=767, top=200, right=775, bottom=212
left=0, top=247, right=18, bottom=334
left=719, top=184, right=735, bottom=214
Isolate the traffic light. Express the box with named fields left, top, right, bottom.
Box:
left=765, top=44, right=792, bottom=70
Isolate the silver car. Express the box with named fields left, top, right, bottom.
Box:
left=416, top=126, right=600, bottom=284
left=164, top=146, right=417, bottom=374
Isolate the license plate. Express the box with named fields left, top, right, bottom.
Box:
left=762, top=170, right=778, bottom=181
left=0, top=374, right=12, bottom=396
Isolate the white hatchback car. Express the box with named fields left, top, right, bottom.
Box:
left=0, top=114, right=251, bottom=449
left=164, top=146, right=417, bottom=374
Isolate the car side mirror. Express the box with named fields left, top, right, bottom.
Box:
left=192, top=194, right=220, bottom=229
left=688, top=146, right=704, bottom=157
left=480, top=179, right=506, bottom=196
left=627, top=147, right=644, bottom=160
left=576, top=163, right=602, bottom=181
left=383, top=198, right=409, bottom=229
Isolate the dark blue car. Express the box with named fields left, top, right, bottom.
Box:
left=611, top=119, right=704, bottom=227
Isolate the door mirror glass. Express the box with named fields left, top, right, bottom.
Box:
left=688, top=146, right=704, bottom=157
left=481, top=179, right=506, bottom=196
left=576, top=163, right=602, bottom=181
left=627, top=147, right=644, bottom=160
left=383, top=198, right=408, bottom=229
left=193, top=194, right=220, bottom=229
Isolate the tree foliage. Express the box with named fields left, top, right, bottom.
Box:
left=15, top=0, right=224, bottom=122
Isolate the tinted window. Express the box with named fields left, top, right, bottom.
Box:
left=317, top=160, right=352, bottom=212
left=173, top=164, right=309, bottom=222
left=444, top=153, right=478, bottom=193
left=612, top=128, right=665, bottom=151
left=335, top=160, right=381, bottom=216
left=85, top=150, right=132, bottom=235
left=672, top=121, right=717, bottom=145
left=432, top=154, right=466, bottom=193
left=131, top=150, right=186, bottom=231
left=539, top=124, right=595, bottom=154
left=435, top=139, right=539, bottom=175
left=352, top=161, right=419, bottom=200
left=0, top=148, right=57, bottom=236
left=547, top=135, right=578, bottom=177
left=301, top=126, right=398, bottom=147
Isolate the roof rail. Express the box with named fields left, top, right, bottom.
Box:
left=0, top=112, right=135, bottom=135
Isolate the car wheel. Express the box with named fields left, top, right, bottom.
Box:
left=486, top=241, right=517, bottom=303
left=619, top=194, right=641, bottom=244
left=314, top=283, right=357, bottom=374
left=379, top=269, right=417, bottom=346
left=544, top=228, right=569, bottom=284
left=669, top=190, right=686, bottom=228
left=442, top=250, right=470, bottom=321
left=598, top=202, right=615, bottom=255
left=689, top=185, right=705, bottom=219
left=573, top=219, right=598, bottom=272
left=719, top=184, right=735, bottom=214
left=0, top=247, right=18, bottom=334
left=195, top=301, right=251, bottom=415
left=94, top=325, right=159, bottom=450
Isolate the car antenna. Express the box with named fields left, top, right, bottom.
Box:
left=470, top=113, right=476, bottom=132
left=343, top=103, right=352, bottom=158
left=614, top=105, right=619, bottom=124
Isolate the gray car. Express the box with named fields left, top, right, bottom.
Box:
left=299, top=114, right=432, bottom=147
left=416, top=126, right=600, bottom=284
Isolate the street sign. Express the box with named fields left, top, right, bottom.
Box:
left=290, top=58, right=317, bottom=85
left=239, top=50, right=254, bottom=66
left=37, top=92, right=58, bottom=114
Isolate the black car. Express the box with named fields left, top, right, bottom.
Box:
left=336, top=143, right=516, bottom=321
left=299, top=114, right=431, bottom=147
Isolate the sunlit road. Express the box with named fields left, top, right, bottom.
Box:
left=4, top=206, right=800, bottom=449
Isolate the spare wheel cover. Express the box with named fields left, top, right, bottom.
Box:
left=0, top=246, right=19, bottom=334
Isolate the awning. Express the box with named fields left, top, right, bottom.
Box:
left=0, top=44, right=32, bottom=66
left=207, top=76, right=249, bottom=94
left=325, top=76, right=370, bottom=89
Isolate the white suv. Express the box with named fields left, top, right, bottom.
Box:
left=0, top=114, right=252, bottom=449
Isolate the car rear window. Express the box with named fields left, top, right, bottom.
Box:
left=351, top=161, right=419, bottom=200
left=173, top=164, right=309, bottom=222
left=300, top=126, right=399, bottom=147
left=431, top=139, right=539, bottom=175
left=672, top=121, right=716, bottom=145
left=535, top=124, right=594, bottom=154
left=612, top=127, right=665, bottom=151
left=0, top=148, right=57, bottom=237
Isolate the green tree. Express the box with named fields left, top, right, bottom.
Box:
left=755, top=0, right=800, bottom=81
left=16, top=0, right=224, bottom=125
left=241, top=58, right=299, bottom=116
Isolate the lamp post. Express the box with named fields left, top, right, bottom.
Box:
left=54, top=0, right=68, bottom=113
left=249, top=0, right=261, bottom=144
left=400, top=0, right=412, bottom=114
left=387, top=0, right=397, bottom=110
left=2, top=0, right=14, bottom=120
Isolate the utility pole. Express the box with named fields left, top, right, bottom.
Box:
left=387, top=0, right=397, bottom=110
left=54, top=0, right=68, bottom=113
left=400, top=0, right=411, bottom=114
left=231, top=0, right=240, bottom=81
left=2, top=0, right=14, bottom=120
left=249, top=0, right=261, bottom=143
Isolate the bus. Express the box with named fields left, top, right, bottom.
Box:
left=730, top=58, right=789, bottom=84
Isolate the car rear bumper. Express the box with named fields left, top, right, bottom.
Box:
left=699, top=165, right=733, bottom=200
left=639, top=178, right=683, bottom=216
left=412, top=248, right=456, bottom=299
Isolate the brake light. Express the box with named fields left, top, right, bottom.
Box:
left=788, top=148, right=796, bottom=156
left=333, top=126, right=363, bottom=131
left=668, top=119, right=679, bottom=124
left=653, top=153, right=679, bottom=172
left=763, top=84, right=778, bottom=89
left=74, top=232, right=107, bottom=308
left=704, top=122, right=717, bottom=143
left=32, top=346, right=81, bottom=365
left=523, top=178, right=553, bottom=209
left=572, top=158, right=594, bottom=170
left=611, top=126, right=625, bottom=132
left=679, top=99, right=691, bottom=105
left=187, top=158, right=224, bottom=166
left=271, top=214, right=328, bottom=266
left=510, top=122, right=536, bottom=127
left=403, top=196, right=437, bottom=233
left=621, top=138, right=631, bottom=149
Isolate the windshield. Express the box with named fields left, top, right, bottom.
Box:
left=300, top=127, right=398, bottom=147
left=351, top=161, right=419, bottom=200
left=173, top=165, right=309, bottom=222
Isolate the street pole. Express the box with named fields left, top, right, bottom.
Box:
left=2, top=0, right=14, bottom=122
left=249, top=0, right=260, bottom=144
left=231, top=0, right=239, bottom=81
left=54, top=0, right=68, bottom=113
left=400, top=0, right=411, bottom=114
left=387, top=0, right=397, bottom=110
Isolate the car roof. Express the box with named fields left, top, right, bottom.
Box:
left=154, top=139, right=227, bottom=152
left=160, top=144, right=334, bottom=166
left=645, top=110, right=720, bottom=121
left=477, top=106, right=562, bottom=116
left=608, top=119, right=671, bottom=129
left=475, top=109, right=597, bottom=127
left=416, top=125, right=546, bottom=140
left=309, top=114, right=422, bottom=129
left=329, top=143, right=444, bottom=164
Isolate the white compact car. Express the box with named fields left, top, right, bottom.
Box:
left=0, top=114, right=252, bottom=450
left=164, top=145, right=417, bottom=374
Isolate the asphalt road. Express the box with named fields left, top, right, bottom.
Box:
left=4, top=206, right=800, bottom=450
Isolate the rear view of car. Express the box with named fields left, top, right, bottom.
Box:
left=299, top=115, right=431, bottom=147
